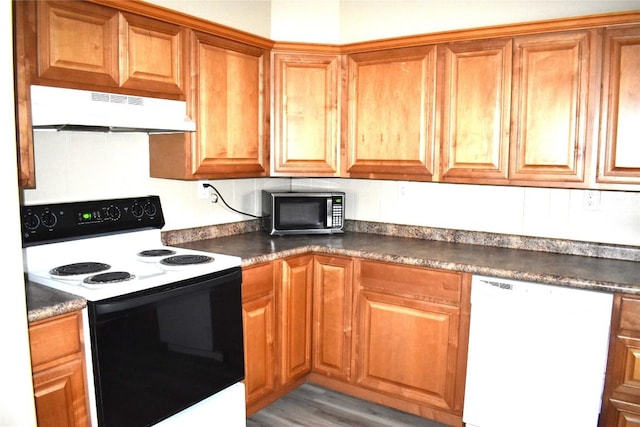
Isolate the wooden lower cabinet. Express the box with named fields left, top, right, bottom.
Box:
left=279, top=255, right=314, bottom=385
left=244, top=255, right=471, bottom=426
left=312, top=255, right=354, bottom=380
left=241, top=262, right=277, bottom=410
left=29, top=311, right=89, bottom=427
left=601, top=295, right=640, bottom=426
left=309, top=258, right=471, bottom=427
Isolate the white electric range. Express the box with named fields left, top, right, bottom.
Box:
left=22, top=196, right=246, bottom=427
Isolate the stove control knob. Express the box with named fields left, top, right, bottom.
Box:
left=106, top=205, right=121, bottom=221
left=40, top=209, right=58, bottom=228
left=23, top=211, right=40, bottom=230
left=131, top=202, right=144, bottom=218
left=144, top=202, right=157, bottom=217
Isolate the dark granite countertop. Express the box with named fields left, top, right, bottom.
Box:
left=26, top=229, right=640, bottom=322
left=26, top=280, right=86, bottom=323
left=176, top=231, right=640, bottom=295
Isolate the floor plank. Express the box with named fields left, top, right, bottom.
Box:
left=247, top=383, right=449, bottom=427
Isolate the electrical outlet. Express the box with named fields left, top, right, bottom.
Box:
left=197, top=180, right=210, bottom=199
left=583, top=190, right=600, bottom=211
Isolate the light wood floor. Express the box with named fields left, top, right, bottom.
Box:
left=246, top=383, right=449, bottom=427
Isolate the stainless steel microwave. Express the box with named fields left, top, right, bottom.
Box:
left=262, top=191, right=345, bottom=235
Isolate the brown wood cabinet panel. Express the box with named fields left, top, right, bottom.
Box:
left=29, top=311, right=89, bottom=427
left=32, top=357, right=89, bottom=427
left=358, top=260, right=462, bottom=304
left=279, top=255, right=313, bottom=385
left=149, top=31, right=269, bottom=179
left=598, top=25, right=640, bottom=185
left=355, top=289, right=460, bottom=410
left=29, top=312, right=83, bottom=368
left=35, top=0, right=119, bottom=87
left=346, top=46, right=437, bottom=181
left=312, top=255, right=353, bottom=380
left=272, top=52, right=341, bottom=176
left=509, top=30, right=596, bottom=184
left=602, top=294, right=640, bottom=427
left=353, top=260, right=470, bottom=417
left=242, top=263, right=277, bottom=405
left=439, top=39, right=512, bottom=182
left=119, top=12, right=186, bottom=95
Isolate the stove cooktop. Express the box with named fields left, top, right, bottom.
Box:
left=21, top=196, right=241, bottom=301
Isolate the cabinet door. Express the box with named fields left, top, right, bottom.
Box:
left=312, top=255, right=353, bottom=380
left=355, top=289, right=461, bottom=410
left=191, top=31, right=269, bottom=177
left=602, top=295, right=640, bottom=427
left=35, top=1, right=119, bottom=87
left=346, top=46, right=437, bottom=181
left=119, top=12, right=186, bottom=96
left=150, top=31, right=269, bottom=179
left=598, top=26, right=640, bottom=185
left=32, top=357, right=89, bottom=427
left=439, top=39, right=512, bottom=183
left=279, top=255, right=313, bottom=385
left=272, top=52, right=341, bottom=176
left=509, top=30, right=596, bottom=184
left=242, top=263, right=276, bottom=405
left=29, top=312, right=89, bottom=427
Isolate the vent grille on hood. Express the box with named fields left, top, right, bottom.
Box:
left=30, top=85, right=196, bottom=133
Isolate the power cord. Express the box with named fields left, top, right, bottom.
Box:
left=202, top=183, right=262, bottom=219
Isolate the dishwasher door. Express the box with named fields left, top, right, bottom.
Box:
left=463, top=275, right=613, bottom=427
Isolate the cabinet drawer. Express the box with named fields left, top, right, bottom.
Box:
left=29, top=312, right=82, bottom=368
left=359, top=260, right=463, bottom=304
left=620, top=297, right=640, bottom=332
left=242, top=263, right=274, bottom=301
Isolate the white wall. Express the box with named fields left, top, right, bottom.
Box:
left=4, top=0, right=38, bottom=424
left=23, top=0, right=640, bottom=247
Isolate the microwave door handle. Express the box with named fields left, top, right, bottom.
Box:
left=327, top=198, right=332, bottom=227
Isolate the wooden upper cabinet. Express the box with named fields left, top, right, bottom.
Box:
left=33, top=1, right=186, bottom=98
left=346, top=46, right=437, bottom=181
left=119, top=12, right=186, bottom=96
left=597, top=25, right=640, bottom=186
left=35, top=0, right=119, bottom=87
left=439, top=39, right=512, bottom=183
left=149, top=31, right=269, bottom=179
left=509, top=30, right=597, bottom=185
left=272, top=51, right=342, bottom=176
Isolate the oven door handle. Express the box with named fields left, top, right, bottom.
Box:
left=91, top=268, right=241, bottom=316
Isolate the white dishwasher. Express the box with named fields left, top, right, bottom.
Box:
left=463, top=275, right=613, bottom=427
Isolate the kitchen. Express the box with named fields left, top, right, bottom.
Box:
left=4, top=0, right=640, bottom=426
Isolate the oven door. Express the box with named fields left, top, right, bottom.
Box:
left=87, top=267, right=244, bottom=427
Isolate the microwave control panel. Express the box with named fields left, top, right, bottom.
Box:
left=330, top=196, right=343, bottom=228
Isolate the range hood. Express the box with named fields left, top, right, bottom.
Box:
left=30, top=85, right=196, bottom=133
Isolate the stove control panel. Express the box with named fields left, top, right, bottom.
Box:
left=21, top=196, right=165, bottom=246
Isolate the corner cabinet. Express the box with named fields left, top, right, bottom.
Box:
left=278, top=255, right=313, bottom=385
left=149, top=31, right=270, bottom=179
left=597, top=25, right=640, bottom=186
left=271, top=50, right=342, bottom=176
left=312, top=255, right=354, bottom=380
left=346, top=45, right=437, bottom=181
left=29, top=311, right=89, bottom=427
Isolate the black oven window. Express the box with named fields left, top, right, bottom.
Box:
left=275, top=198, right=325, bottom=229
left=88, top=269, right=244, bottom=427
